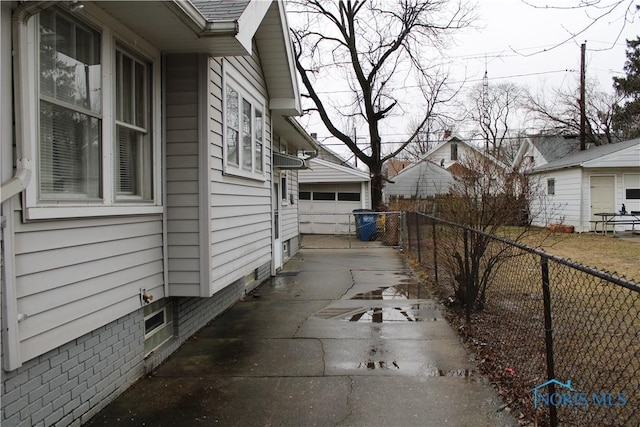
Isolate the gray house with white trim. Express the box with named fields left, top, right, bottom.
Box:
left=0, top=1, right=317, bottom=425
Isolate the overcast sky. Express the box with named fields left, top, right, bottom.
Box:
left=291, top=0, right=639, bottom=159
left=450, top=0, right=637, bottom=92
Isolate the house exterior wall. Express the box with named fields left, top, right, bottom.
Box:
left=530, top=167, right=640, bottom=232
left=427, top=139, right=474, bottom=168
left=530, top=168, right=582, bottom=229
left=166, top=54, right=203, bottom=297
left=0, top=277, right=259, bottom=427
left=280, top=169, right=300, bottom=244
left=2, top=5, right=288, bottom=427
left=207, top=56, right=273, bottom=295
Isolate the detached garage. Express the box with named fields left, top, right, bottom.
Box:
left=299, top=158, right=371, bottom=234
left=528, top=138, right=640, bottom=233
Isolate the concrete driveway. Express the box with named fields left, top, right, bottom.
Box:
left=86, top=245, right=517, bottom=427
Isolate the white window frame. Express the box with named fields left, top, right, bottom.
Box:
left=280, top=171, right=289, bottom=206
left=547, top=178, right=556, bottom=196
left=19, top=5, right=162, bottom=220
left=222, top=61, right=266, bottom=181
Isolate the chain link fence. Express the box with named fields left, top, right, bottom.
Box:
left=404, top=211, right=640, bottom=426
left=299, top=211, right=402, bottom=249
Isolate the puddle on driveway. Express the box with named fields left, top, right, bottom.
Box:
left=354, top=362, right=475, bottom=377
left=313, top=305, right=439, bottom=322
left=342, top=306, right=434, bottom=322
left=350, top=284, right=429, bottom=300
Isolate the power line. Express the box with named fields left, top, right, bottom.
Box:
left=310, top=69, right=577, bottom=95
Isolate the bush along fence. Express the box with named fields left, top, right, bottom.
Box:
left=403, top=211, right=640, bottom=426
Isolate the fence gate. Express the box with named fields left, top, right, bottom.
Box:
left=299, top=212, right=403, bottom=249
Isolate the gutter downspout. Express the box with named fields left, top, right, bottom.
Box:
left=1, top=1, right=55, bottom=203
left=2, top=0, right=54, bottom=371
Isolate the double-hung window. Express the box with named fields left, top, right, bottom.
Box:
left=39, top=8, right=102, bottom=200
left=26, top=6, right=160, bottom=219
left=223, top=65, right=265, bottom=179
left=115, top=47, right=153, bottom=200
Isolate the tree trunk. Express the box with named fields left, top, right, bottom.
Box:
left=370, top=165, right=384, bottom=210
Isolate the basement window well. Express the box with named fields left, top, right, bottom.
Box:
left=144, top=299, right=174, bottom=356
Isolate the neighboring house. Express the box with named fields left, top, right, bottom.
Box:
left=384, top=159, right=454, bottom=200
left=384, top=135, right=508, bottom=202
left=386, top=159, right=413, bottom=179
left=0, top=1, right=317, bottom=426
left=423, top=135, right=478, bottom=170
left=298, top=157, right=371, bottom=234
left=528, top=138, right=640, bottom=232
left=512, top=134, right=584, bottom=171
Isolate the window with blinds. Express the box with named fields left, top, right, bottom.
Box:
left=224, top=73, right=265, bottom=179
left=34, top=6, right=156, bottom=211
left=38, top=8, right=102, bottom=199
left=115, top=48, right=152, bottom=200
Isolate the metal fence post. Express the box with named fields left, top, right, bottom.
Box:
left=541, top=256, right=558, bottom=427
left=432, top=218, right=438, bottom=286
left=348, top=214, right=352, bottom=249
left=415, top=213, right=422, bottom=264
left=464, top=228, right=472, bottom=323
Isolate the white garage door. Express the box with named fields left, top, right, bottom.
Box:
left=299, top=184, right=363, bottom=234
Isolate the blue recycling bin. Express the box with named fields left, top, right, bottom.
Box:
left=353, top=209, right=378, bottom=241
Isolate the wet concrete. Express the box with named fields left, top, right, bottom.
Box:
left=86, top=245, right=517, bottom=427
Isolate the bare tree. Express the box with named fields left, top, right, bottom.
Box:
left=464, top=81, right=527, bottom=162
left=524, top=79, right=623, bottom=145
left=401, top=115, right=455, bottom=161
left=289, top=0, right=475, bottom=209
left=437, top=150, right=547, bottom=320
left=521, top=1, right=638, bottom=54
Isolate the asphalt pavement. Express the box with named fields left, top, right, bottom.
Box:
left=85, top=243, right=517, bottom=427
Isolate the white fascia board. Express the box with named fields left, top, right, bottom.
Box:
left=270, top=98, right=301, bottom=116
left=273, top=0, right=301, bottom=112
left=236, top=0, right=273, bottom=54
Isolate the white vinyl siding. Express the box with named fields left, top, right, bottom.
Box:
left=530, top=169, right=582, bottom=228
left=281, top=169, right=299, bottom=242
left=165, top=54, right=202, bottom=297
left=208, top=56, right=272, bottom=295
left=11, top=211, right=163, bottom=362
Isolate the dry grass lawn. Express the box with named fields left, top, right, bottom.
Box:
left=524, top=231, right=640, bottom=283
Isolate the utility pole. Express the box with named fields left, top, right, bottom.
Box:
left=481, top=62, right=489, bottom=154
left=579, top=42, right=586, bottom=151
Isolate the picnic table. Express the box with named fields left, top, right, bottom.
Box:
left=592, top=212, right=640, bottom=235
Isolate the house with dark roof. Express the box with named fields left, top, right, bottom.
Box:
left=527, top=138, right=640, bottom=232
left=512, top=135, right=585, bottom=172
left=1, top=1, right=318, bottom=425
